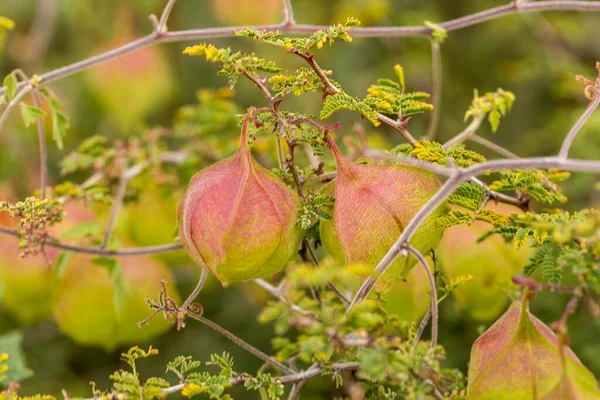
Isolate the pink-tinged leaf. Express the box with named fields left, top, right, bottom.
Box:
left=320, top=137, right=447, bottom=292
left=178, top=116, right=303, bottom=285
left=467, top=301, right=600, bottom=399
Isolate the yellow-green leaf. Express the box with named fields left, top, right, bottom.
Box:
left=3, top=73, right=16, bottom=101
left=488, top=109, right=501, bottom=133
left=19, top=103, right=46, bottom=127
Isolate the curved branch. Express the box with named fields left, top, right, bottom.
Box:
left=187, top=313, right=295, bottom=375
left=442, top=116, right=483, bottom=149
left=0, top=83, right=33, bottom=132
left=360, top=148, right=528, bottom=208
left=469, top=134, right=521, bottom=159
left=347, top=156, right=600, bottom=310
left=425, top=40, right=442, bottom=140
left=281, top=0, right=295, bottom=25
left=31, top=89, right=47, bottom=200
left=406, top=244, right=438, bottom=347
left=3, top=2, right=600, bottom=96
left=347, top=173, right=460, bottom=310
left=559, top=92, right=600, bottom=158
left=296, top=53, right=418, bottom=146
left=0, top=225, right=183, bottom=256
left=3, top=156, right=599, bottom=262
left=100, top=168, right=129, bottom=249
left=157, top=0, right=178, bottom=32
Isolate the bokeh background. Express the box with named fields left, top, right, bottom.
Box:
left=1, top=0, right=600, bottom=398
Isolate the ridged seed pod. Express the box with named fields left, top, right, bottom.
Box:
left=178, top=116, right=303, bottom=285
left=468, top=301, right=599, bottom=399
left=320, top=136, right=447, bottom=292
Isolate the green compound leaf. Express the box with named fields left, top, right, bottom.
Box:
left=320, top=92, right=379, bottom=126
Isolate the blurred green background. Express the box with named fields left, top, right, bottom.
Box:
left=1, top=0, right=600, bottom=398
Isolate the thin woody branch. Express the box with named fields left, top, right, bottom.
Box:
left=360, top=148, right=528, bottom=209
left=348, top=156, right=600, bottom=310
left=0, top=224, right=183, bottom=256
left=3, top=0, right=599, bottom=396
left=0, top=82, right=33, bottom=132
left=286, top=139, right=304, bottom=197
left=406, top=244, right=439, bottom=347
left=442, top=116, right=484, bottom=149
left=295, top=52, right=418, bottom=146
left=100, top=167, right=129, bottom=249
left=3, top=2, right=600, bottom=98
left=157, top=0, right=178, bottom=33
left=559, top=79, right=600, bottom=158
left=254, top=278, right=314, bottom=315
left=512, top=275, right=579, bottom=292
left=187, top=313, right=295, bottom=375
left=280, top=0, right=295, bottom=25
left=470, top=134, right=521, bottom=159
left=347, top=172, right=462, bottom=311
left=31, top=89, right=47, bottom=200
left=425, top=39, right=442, bottom=141
left=8, top=70, right=50, bottom=200
left=553, top=293, right=581, bottom=332
left=243, top=76, right=349, bottom=307
left=241, top=71, right=287, bottom=169
left=346, top=80, right=600, bottom=310
left=2, top=155, right=600, bottom=259
left=139, top=281, right=294, bottom=374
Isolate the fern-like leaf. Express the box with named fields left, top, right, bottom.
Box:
left=437, top=210, right=472, bottom=230
left=320, top=92, right=380, bottom=126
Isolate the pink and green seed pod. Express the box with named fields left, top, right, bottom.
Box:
left=467, top=301, right=599, bottom=399
left=320, top=136, right=448, bottom=292
left=178, top=115, right=303, bottom=285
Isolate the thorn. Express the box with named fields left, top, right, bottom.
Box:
left=399, top=116, right=412, bottom=129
